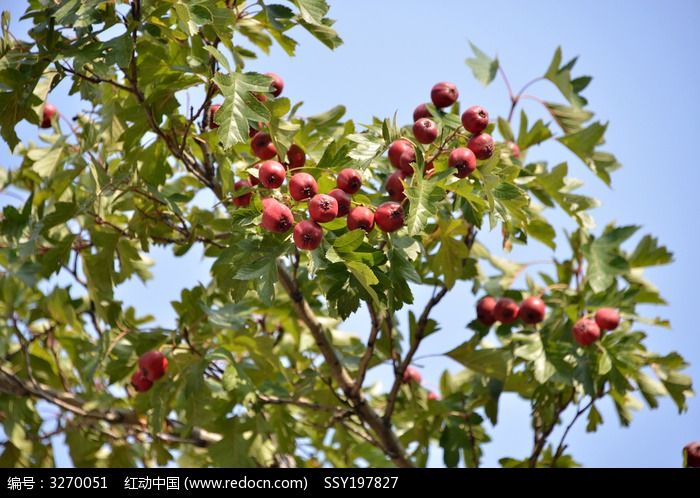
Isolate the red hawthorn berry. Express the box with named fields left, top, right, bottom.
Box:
left=261, top=198, right=294, bottom=233
left=208, top=104, right=221, bottom=129
left=130, top=370, right=153, bottom=392
left=413, top=118, right=438, bottom=144
left=572, top=318, right=601, bottom=346
left=337, top=168, right=363, bottom=194
left=40, top=103, right=58, bottom=129
left=494, top=297, right=519, bottom=324
left=138, top=351, right=168, bottom=381
left=461, top=105, right=489, bottom=134
left=374, top=202, right=405, bottom=233
left=289, top=172, right=318, bottom=201
left=308, top=194, right=338, bottom=223
left=293, top=220, right=323, bottom=251
left=448, top=147, right=477, bottom=178
left=251, top=132, right=277, bottom=160
left=347, top=206, right=374, bottom=232
left=476, top=296, right=497, bottom=326
left=386, top=170, right=407, bottom=202
left=467, top=133, right=495, bottom=160
left=328, top=188, right=351, bottom=217
left=265, top=72, right=284, bottom=97
left=258, top=160, right=286, bottom=189
left=286, top=144, right=306, bottom=169
left=430, top=81, right=459, bottom=108
left=402, top=366, right=422, bottom=384
left=594, top=308, right=620, bottom=331
left=413, top=103, right=431, bottom=121
left=518, top=296, right=546, bottom=325
left=388, top=139, right=414, bottom=170
left=233, top=179, right=253, bottom=207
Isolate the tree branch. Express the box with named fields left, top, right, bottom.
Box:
left=0, top=367, right=221, bottom=447
left=275, top=260, right=414, bottom=468
left=384, top=286, right=448, bottom=421
left=353, top=301, right=382, bottom=394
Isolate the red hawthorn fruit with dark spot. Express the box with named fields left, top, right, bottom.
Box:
left=286, top=144, right=306, bottom=169
left=138, top=351, right=168, bottom=381
left=386, top=171, right=407, bottom=202
left=467, top=133, right=495, bottom=160
left=293, top=220, right=323, bottom=251
left=476, top=296, right=497, bottom=326
left=572, top=318, right=601, bottom=346
left=461, top=105, right=489, bottom=134
left=130, top=370, right=152, bottom=392
left=347, top=207, right=374, bottom=232
left=328, top=188, right=351, bottom=217
left=374, top=202, right=405, bottom=233
left=494, top=297, right=519, bottom=324
left=261, top=198, right=294, bottom=233
left=518, top=296, right=546, bottom=324
left=430, top=81, right=459, bottom=108
left=413, top=118, right=438, bottom=144
left=208, top=104, right=221, bottom=129
left=40, top=103, right=58, bottom=129
left=251, top=132, right=277, bottom=160
left=413, top=103, right=431, bottom=121
left=258, top=160, right=286, bottom=189
left=308, top=194, right=338, bottom=223
left=684, top=442, right=700, bottom=468
left=448, top=147, right=477, bottom=178
left=289, top=172, right=318, bottom=201
left=265, top=72, right=284, bottom=97
left=388, top=139, right=414, bottom=169
left=424, top=161, right=435, bottom=178
left=336, top=168, right=363, bottom=194
left=595, top=308, right=620, bottom=331
left=233, top=180, right=253, bottom=207
left=402, top=366, right=422, bottom=384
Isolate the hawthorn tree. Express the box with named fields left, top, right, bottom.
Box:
left=0, top=0, right=693, bottom=468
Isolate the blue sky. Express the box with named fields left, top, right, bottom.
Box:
left=2, top=0, right=700, bottom=467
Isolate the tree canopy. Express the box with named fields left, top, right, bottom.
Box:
left=0, top=0, right=691, bottom=468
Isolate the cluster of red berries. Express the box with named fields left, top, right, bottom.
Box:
left=402, top=366, right=439, bottom=401
left=211, top=73, right=406, bottom=250
left=476, top=295, right=622, bottom=347
left=254, top=167, right=405, bottom=251
left=130, top=351, right=168, bottom=393
left=476, top=295, right=547, bottom=326
left=383, top=82, right=495, bottom=202
left=571, top=308, right=620, bottom=346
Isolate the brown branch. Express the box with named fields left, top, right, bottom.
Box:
left=384, top=286, right=448, bottom=421
left=57, top=62, right=132, bottom=93
left=0, top=366, right=221, bottom=447
left=276, top=260, right=414, bottom=468
left=353, top=301, right=382, bottom=393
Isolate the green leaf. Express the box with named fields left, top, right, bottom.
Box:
left=214, top=72, right=272, bottom=148
left=446, top=343, right=510, bottom=380
left=466, top=42, right=499, bottom=86
left=544, top=47, right=588, bottom=107
left=628, top=235, right=673, bottom=268
left=545, top=102, right=593, bottom=134
left=404, top=166, right=443, bottom=236
left=583, top=225, right=638, bottom=293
